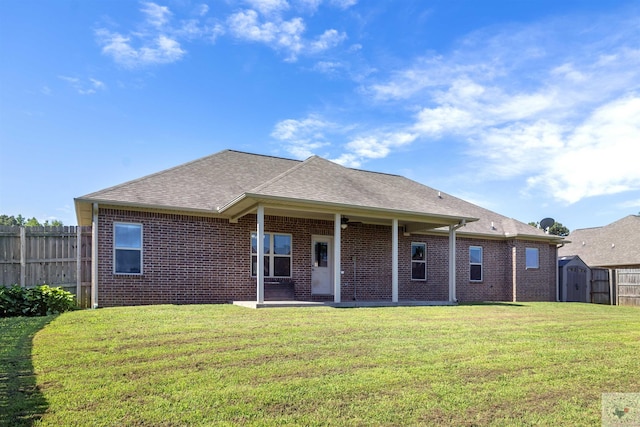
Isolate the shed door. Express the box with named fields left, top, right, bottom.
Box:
left=311, top=236, right=333, bottom=295
left=566, top=266, right=588, bottom=302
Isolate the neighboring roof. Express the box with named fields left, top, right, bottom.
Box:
left=74, top=149, right=559, bottom=241
left=558, top=215, right=640, bottom=268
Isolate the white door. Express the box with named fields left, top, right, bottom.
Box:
left=311, top=236, right=333, bottom=295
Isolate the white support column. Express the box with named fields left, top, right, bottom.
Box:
left=91, top=203, right=99, bottom=309
left=448, top=220, right=466, bottom=303
left=392, top=219, right=398, bottom=303
left=448, top=225, right=456, bottom=303
left=256, top=204, right=265, bottom=304
left=334, top=213, right=341, bottom=303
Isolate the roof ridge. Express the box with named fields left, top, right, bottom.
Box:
left=226, top=149, right=301, bottom=163
left=248, top=155, right=321, bottom=194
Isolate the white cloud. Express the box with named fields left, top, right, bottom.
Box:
left=527, top=95, right=640, bottom=203
left=330, top=0, right=357, bottom=9
left=58, top=75, right=107, bottom=95
left=245, top=0, right=290, bottom=16
left=312, top=60, right=344, bottom=74
left=330, top=152, right=360, bottom=167
left=271, top=115, right=334, bottom=158
left=97, top=1, right=347, bottom=67
left=309, top=29, right=347, bottom=53
left=197, top=4, right=209, bottom=16
left=345, top=131, right=417, bottom=161
left=141, top=2, right=172, bottom=27
left=618, top=198, right=640, bottom=209
left=97, top=29, right=185, bottom=68
left=353, top=11, right=640, bottom=204
left=413, top=105, right=479, bottom=136
left=297, top=0, right=322, bottom=13
left=227, top=8, right=346, bottom=61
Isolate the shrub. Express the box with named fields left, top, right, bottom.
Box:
left=0, top=284, right=76, bottom=317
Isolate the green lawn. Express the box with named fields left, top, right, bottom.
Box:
left=2, top=303, right=639, bottom=426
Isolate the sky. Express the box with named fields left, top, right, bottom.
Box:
left=1, top=0, right=639, bottom=231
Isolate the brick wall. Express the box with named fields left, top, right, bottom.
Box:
left=511, top=240, right=557, bottom=302
left=454, top=238, right=514, bottom=302
left=96, top=208, right=556, bottom=306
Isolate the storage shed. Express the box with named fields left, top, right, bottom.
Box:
left=558, top=255, right=590, bottom=302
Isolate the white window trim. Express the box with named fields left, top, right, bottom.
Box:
left=469, top=246, right=483, bottom=282
left=251, top=232, right=293, bottom=278
left=113, top=222, right=143, bottom=275
left=526, top=247, right=539, bottom=270
left=411, top=242, right=427, bottom=281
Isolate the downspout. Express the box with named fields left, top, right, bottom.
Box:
left=448, top=220, right=466, bottom=303
left=91, top=203, right=99, bottom=309
left=556, top=242, right=565, bottom=302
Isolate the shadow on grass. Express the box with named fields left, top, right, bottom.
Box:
left=0, top=316, right=55, bottom=427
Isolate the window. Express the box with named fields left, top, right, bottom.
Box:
left=251, top=232, right=292, bottom=277
left=411, top=242, right=426, bottom=280
left=526, top=247, right=539, bottom=269
left=469, top=246, right=482, bottom=281
left=114, top=223, right=142, bottom=274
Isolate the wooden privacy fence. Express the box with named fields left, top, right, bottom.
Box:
left=0, top=225, right=92, bottom=308
left=617, top=268, right=640, bottom=307
left=590, top=268, right=611, bottom=305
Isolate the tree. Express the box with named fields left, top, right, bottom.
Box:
left=0, top=214, right=25, bottom=226
left=548, top=222, right=569, bottom=236
left=25, top=217, right=42, bottom=227
left=0, top=214, right=63, bottom=227
left=528, top=220, right=569, bottom=236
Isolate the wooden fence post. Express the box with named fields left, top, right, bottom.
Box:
left=76, top=226, right=82, bottom=306
left=20, top=226, right=26, bottom=288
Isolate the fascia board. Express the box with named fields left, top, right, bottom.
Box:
left=220, top=192, right=478, bottom=225
left=416, top=228, right=565, bottom=243
left=74, top=197, right=224, bottom=224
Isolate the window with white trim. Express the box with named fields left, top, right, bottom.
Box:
left=469, top=246, right=482, bottom=282
left=251, top=232, right=292, bottom=277
left=411, top=242, right=426, bottom=281
left=114, top=222, right=142, bottom=274
left=526, top=247, right=539, bottom=269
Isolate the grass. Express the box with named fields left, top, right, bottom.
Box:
left=1, top=303, right=639, bottom=426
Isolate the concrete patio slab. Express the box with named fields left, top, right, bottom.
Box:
left=233, top=300, right=456, bottom=309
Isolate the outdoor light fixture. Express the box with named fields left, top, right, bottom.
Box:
left=341, top=217, right=349, bottom=229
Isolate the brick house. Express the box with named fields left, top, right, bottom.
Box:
left=74, top=150, right=563, bottom=307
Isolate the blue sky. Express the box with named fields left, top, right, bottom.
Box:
left=1, top=0, right=639, bottom=231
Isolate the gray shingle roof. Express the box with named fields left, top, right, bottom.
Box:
left=78, top=150, right=298, bottom=211
left=75, top=149, right=557, bottom=241
left=558, top=215, right=640, bottom=267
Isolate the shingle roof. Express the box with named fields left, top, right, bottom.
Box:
left=558, top=215, right=640, bottom=267
left=75, top=149, right=558, bottom=241
left=78, top=150, right=298, bottom=211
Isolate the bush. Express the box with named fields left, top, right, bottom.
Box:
left=0, top=284, right=76, bottom=317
